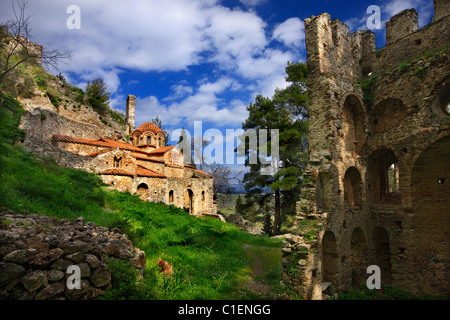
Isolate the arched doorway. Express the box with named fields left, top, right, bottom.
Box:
left=350, top=228, right=368, bottom=289
left=185, top=189, right=194, bottom=214
left=372, top=227, right=392, bottom=285
left=136, top=183, right=148, bottom=200
left=322, top=231, right=339, bottom=287
left=411, top=136, right=450, bottom=295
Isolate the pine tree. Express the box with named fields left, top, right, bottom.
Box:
left=240, top=62, right=308, bottom=235
left=235, top=194, right=244, bottom=215
left=86, top=78, right=110, bottom=115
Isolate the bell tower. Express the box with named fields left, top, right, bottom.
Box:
left=126, top=94, right=136, bottom=135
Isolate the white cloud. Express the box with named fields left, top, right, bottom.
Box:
left=239, top=0, right=268, bottom=8
left=135, top=77, right=248, bottom=128
left=163, top=84, right=194, bottom=101
left=0, top=0, right=304, bottom=129
left=344, top=0, right=434, bottom=32
left=273, top=18, right=305, bottom=47
left=382, top=0, right=433, bottom=27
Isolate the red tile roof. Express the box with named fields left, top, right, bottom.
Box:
left=194, top=169, right=213, bottom=178
left=53, top=134, right=147, bottom=154
left=136, top=165, right=166, bottom=178
left=98, top=168, right=134, bottom=176
left=148, top=145, right=175, bottom=155
left=87, top=148, right=113, bottom=157
left=183, top=164, right=213, bottom=178
left=133, top=154, right=165, bottom=163
left=133, top=122, right=163, bottom=135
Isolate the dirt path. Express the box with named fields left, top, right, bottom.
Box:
left=241, top=243, right=284, bottom=299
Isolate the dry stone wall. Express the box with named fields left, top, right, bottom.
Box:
left=0, top=210, right=145, bottom=300
left=19, top=108, right=124, bottom=144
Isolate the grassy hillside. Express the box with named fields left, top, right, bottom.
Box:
left=0, top=91, right=283, bottom=300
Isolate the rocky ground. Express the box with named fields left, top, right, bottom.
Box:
left=0, top=210, right=145, bottom=300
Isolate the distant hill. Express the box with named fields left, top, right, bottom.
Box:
left=225, top=184, right=272, bottom=194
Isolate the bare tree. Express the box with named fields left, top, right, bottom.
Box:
left=0, top=0, right=70, bottom=79
left=203, top=163, right=242, bottom=199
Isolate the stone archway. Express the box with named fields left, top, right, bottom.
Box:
left=168, top=190, right=174, bottom=204
left=136, top=183, right=148, bottom=200
left=185, top=189, right=194, bottom=214
left=410, top=135, right=450, bottom=295
left=373, top=227, right=392, bottom=285
left=350, top=227, right=368, bottom=289
left=372, top=98, right=407, bottom=133
left=343, top=167, right=363, bottom=207
left=343, top=95, right=366, bottom=154
left=322, top=231, right=339, bottom=286
left=368, top=148, right=401, bottom=205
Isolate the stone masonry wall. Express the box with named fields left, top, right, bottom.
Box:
left=284, top=1, right=450, bottom=299
left=0, top=211, right=145, bottom=300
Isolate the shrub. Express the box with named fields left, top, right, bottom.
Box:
left=86, top=77, right=110, bottom=115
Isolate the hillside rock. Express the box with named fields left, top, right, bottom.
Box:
left=0, top=211, right=145, bottom=300
left=225, top=214, right=262, bottom=235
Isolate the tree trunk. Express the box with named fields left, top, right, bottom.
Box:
left=273, top=189, right=281, bottom=235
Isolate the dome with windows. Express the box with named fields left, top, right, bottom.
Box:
left=131, top=122, right=165, bottom=148
left=132, top=122, right=163, bottom=135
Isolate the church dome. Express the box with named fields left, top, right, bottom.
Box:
left=132, top=122, right=163, bottom=135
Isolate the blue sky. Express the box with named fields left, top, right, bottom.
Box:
left=0, top=0, right=435, bottom=168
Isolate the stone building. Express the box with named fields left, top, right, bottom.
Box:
left=285, top=0, right=449, bottom=299
left=49, top=95, right=218, bottom=217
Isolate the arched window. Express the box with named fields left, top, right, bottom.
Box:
left=343, top=167, right=363, bottom=207
left=369, top=149, right=401, bottom=205
left=146, top=136, right=152, bottom=145
left=133, top=134, right=140, bottom=146
left=201, top=190, right=206, bottom=207
left=158, top=137, right=162, bottom=147
left=169, top=190, right=174, bottom=203
left=372, top=99, right=407, bottom=133
left=113, top=156, right=122, bottom=168
left=343, top=95, right=366, bottom=154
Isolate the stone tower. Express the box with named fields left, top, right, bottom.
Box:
left=283, top=0, right=450, bottom=299
left=126, top=94, right=136, bottom=135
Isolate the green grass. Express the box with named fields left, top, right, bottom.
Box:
left=0, top=91, right=282, bottom=300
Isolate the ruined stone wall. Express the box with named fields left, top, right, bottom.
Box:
left=0, top=211, right=145, bottom=300
left=19, top=108, right=123, bottom=144
left=285, top=1, right=450, bottom=299
left=22, top=136, right=92, bottom=171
